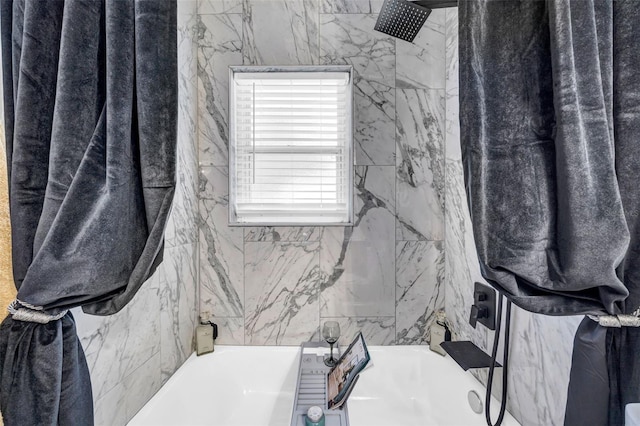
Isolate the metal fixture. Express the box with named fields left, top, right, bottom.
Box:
left=429, top=310, right=451, bottom=356
left=468, top=390, right=484, bottom=415
left=440, top=282, right=511, bottom=426
left=470, top=282, right=496, bottom=330
left=440, top=340, right=501, bottom=371
left=374, top=0, right=458, bottom=42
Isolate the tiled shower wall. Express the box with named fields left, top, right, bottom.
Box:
left=72, top=2, right=200, bottom=425
left=196, top=3, right=584, bottom=425
left=443, top=9, right=583, bottom=426
left=198, top=0, right=447, bottom=345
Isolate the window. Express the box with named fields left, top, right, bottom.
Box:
left=229, top=66, right=353, bottom=225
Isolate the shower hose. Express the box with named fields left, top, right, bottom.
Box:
left=485, top=293, right=512, bottom=426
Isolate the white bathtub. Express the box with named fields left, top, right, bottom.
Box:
left=129, top=345, right=520, bottom=426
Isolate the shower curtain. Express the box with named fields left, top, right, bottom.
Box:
left=459, top=1, right=640, bottom=425
left=0, top=0, right=177, bottom=424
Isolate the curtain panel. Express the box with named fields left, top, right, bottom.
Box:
left=459, top=1, right=640, bottom=424
left=0, top=0, right=177, bottom=423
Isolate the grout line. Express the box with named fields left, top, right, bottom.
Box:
left=443, top=8, right=448, bottom=322
left=242, top=224, right=246, bottom=345
left=393, top=34, right=398, bottom=345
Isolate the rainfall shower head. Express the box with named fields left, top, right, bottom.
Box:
left=374, top=0, right=457, bottom=42
left=374, top=0, right=431, bottom=42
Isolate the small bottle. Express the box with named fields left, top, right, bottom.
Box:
left=305, top=406, right=325, bottom=426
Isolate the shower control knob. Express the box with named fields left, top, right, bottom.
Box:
left=470, top=282, right=497, bottom=330
left=469, top=305, right=488, bottom=329
left=475, top=290, right=487, bottom=301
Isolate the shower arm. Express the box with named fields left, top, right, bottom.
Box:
left=412, top=0, right=458, bottom=8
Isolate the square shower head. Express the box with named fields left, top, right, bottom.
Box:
left=374, top=0, right=432, bottom=42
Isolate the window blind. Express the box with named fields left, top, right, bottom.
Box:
left=229, top=69, right=353, bottom=225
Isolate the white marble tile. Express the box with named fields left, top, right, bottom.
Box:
left=320, top=13, right=395, bottom=84
left=320, top=14, right=396, bottom=165
left=122, top=353, right=163, bottom=420
left=353, top=79, right=396, bottom=165
left=207, top=316, right=246, bottom=345
left=198, top=165, right=229, bottom=201
left=444, top=8, right=460, bottom=161
left=93, top=353, right=163, bottom=426
left=320, top=0, right=383, bottom=14
left=75, top=277, right=161, bottom=401
left=396, top=241, right=444, bottom=344
left=199, top=167, right=244, bottom=318
left=93, top=381, right=128, bottom=426
left=442, top=9, right=487, bottom=348
left=506, top=311, right=580, bottom=426
left=353, top=165, right=396, bottom=229
left=244, top=227, right=320, bottom=242
left=178, top=11, right=197, bottom=142
left=320, top=166, right=395, bottom=317
left=166, top=13, right=199, bottom=248
left=443, top=159, right=491, bottom=405
left=443, top=159, right=488, bottom=344
left=319, top=317, right=395, bottom=345
left=178, top=0, right=197, bottom=16
left=165, top=154, right=198, bottom=248
left=198, top=0, right=243, bottom=14
left=396, top=89, right=445, bottom=240
left=244, top=242, right=321, bottom=345
left=197, top=14, right=243, bottom=166
left=159, top=244, right=198, bottom=382
left=166, top=129, right=198, bottom=247
left=396, top=9, right=446, bottom=90
left=320, top=238, right=395, bottom=317
left=242, top=0, right=320, bottom=66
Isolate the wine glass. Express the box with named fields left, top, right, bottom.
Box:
left=322, top=321, right=341, bottom=367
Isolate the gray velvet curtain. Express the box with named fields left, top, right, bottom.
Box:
left=459, top=0, right=640, bottom=425
left=0, top=0, right=177, bottom=424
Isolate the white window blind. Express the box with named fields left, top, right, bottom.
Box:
left=229, top=67, right=353, bottom=225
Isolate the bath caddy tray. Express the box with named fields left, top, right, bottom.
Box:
left=290, top=342, right=349, bottom=426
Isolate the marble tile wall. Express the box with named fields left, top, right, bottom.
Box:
left=443, top=8, right=582, bottom=426
left=73, top=2, right=200, bottom=425
left=198, top=0, right=446, bottom=346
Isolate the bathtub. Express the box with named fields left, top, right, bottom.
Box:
left=129, top=345, right=520, bottom=426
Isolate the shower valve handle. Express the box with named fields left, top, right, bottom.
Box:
left=474, top=290, right=487, bottom=302
left=469, top=304, right=488, bottom=329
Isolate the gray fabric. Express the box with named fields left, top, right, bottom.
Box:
left=566, top=319, right=640, bottom=426
left=0, top=313, right=93, bottom=425
left=459, top=1, right=640, bottom=424
left=0, top=0, right=177, bottom=424
left=564, top=318, right=608, bottom=426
